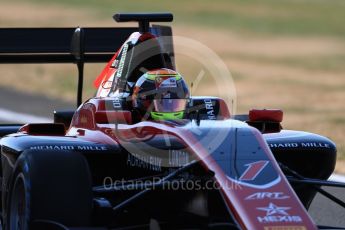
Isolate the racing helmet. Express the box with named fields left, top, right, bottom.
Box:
left=132, top=69, right=189, bottom=120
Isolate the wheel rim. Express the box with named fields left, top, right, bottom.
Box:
left=10, top=174, right=28, bottom=230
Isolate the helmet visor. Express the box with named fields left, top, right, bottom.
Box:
left=153, top=99, right=187, bottom=113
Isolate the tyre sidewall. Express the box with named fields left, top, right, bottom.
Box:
left=5, top=149, right=92, bottom=229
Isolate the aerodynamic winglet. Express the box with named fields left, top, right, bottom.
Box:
left=113, top=13, right=173, bottom=33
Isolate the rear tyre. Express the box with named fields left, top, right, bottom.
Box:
left=5, top=150, right=92, bottom=229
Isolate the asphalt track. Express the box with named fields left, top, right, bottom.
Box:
left=309, top=186, right=345, bottom=228
left=0, top=86, right=344, bottom=228
left=0, top=86, right=74, bottom=123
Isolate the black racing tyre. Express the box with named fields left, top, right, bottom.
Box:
left=5, top=150, right=92, bottom=230
left=9, top=173, right=28, bottom=230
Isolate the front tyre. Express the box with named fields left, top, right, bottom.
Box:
left=5, top=150, right=92, bottom=230
left=9, top=173, right=28, bottom=230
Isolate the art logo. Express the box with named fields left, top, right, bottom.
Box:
left=246, top=192, right=290, bottom=200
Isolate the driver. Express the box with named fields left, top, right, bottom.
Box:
left=132, top=68, right=190, bottom=121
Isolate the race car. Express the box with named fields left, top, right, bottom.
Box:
left=0, top=13, right=344, bottom=230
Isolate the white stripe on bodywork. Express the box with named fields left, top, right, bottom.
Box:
left=227, top=175, right=282, bottom=189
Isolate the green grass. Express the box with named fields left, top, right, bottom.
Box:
left=17, top=0, right=345, bottom=39
left=224, top=53, right=345, bottom=73
left=330, top=117, right=345, bottom=125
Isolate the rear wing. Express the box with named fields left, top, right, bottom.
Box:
left=0, top=22, right=174, bottom=106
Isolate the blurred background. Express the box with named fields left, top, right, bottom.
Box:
left=0, top=0, right=344, bottom=173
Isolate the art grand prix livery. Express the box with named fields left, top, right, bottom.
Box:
left=0, top=13, right=344, bottom=230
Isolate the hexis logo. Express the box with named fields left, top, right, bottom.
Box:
left=257, top=203, right=291, bottom=216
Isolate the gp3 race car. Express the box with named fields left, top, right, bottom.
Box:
left=0, top=13, right=344, bottom=230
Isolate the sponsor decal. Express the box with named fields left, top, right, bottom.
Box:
left=227, top=160, right=281, bottom=189
left=115, top=43, right=129, bottom=78
left=301, top=142, right=330, bottom=148
left=245, top=192, right=290, bottom=200
left=111, top=59, right=119, bottom=68
left=204, top=99, right=216, bottom=120
left=159, top=77, right=177, bottom=88
left=257, top=203, right=302, bottom=224
left=127, top=153, right=162, bottom=172
left=30, top=145, right=108, bottom=151
left=169, top=149, right=190, bottom=167
left=113, top=98, right=122, bottom=109
left=269, top=143, right=299, bottom=148
left=269, top=142, right=330, bottom=149
left=257, top=203, right=290, bottom=216
left=264, top=226, right=306, bottom=230
left=258, top=215, right=303, bottom=224
left=240, top=161, right=269, bottom=181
